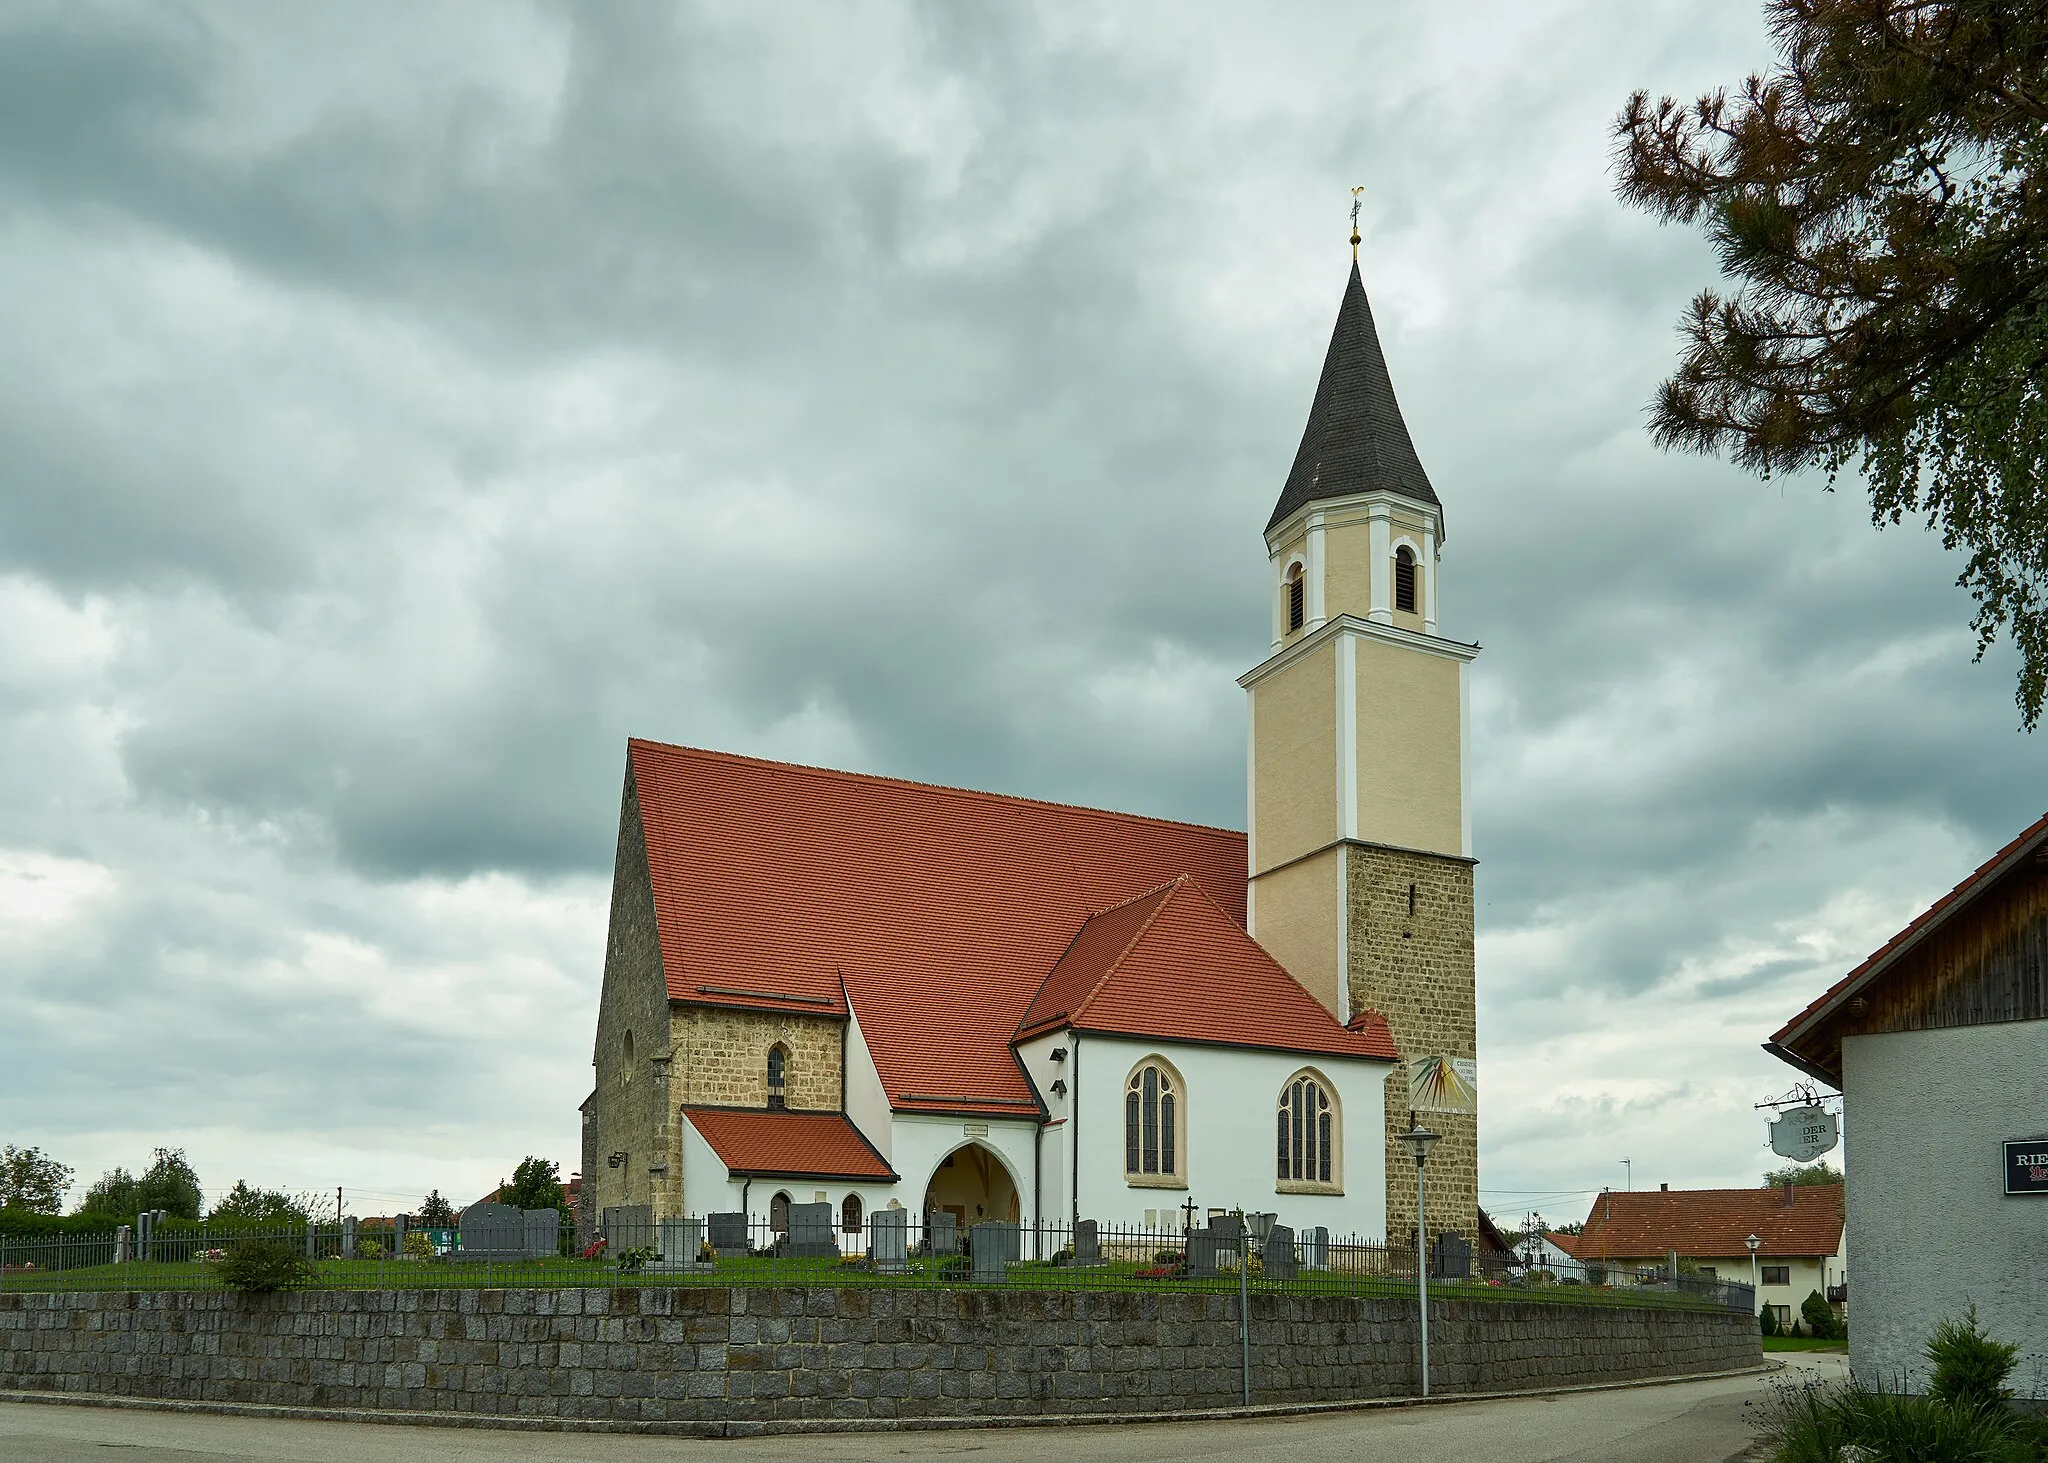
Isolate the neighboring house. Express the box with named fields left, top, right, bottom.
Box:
left=1516, top=1227, right=1582, bottom=1274
left=1769, top=813, right=2048, bottom=1397
left=582, top=255, right=1489, bottom=1247
left=1574, top=1183, right=1846, bottom=1327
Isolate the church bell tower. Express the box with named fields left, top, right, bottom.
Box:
left=1240, top=248, right=1479, bottom=1247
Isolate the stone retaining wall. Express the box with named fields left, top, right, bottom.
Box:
left=0, top=1287, right=1760, bottom=1430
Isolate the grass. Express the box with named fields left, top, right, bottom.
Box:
left=0, top=1251, right=1731, bottom=1311
left=1765, top=1335, right=1848, bottom=1352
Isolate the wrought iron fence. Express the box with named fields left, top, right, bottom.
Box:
left=0, top=1213, right=1749, bottom=1313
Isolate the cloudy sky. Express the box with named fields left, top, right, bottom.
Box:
left=3, top=0, right=2039, bottom=1226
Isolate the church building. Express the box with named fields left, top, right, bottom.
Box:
left=583, top=252, right=1480, bottom=1249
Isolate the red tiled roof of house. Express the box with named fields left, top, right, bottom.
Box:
left=682, top=1108, right=896, bottom=1181
left=1575, top=1185, right=1844, bottom=1260
left=629, top=739, right=1250, bottom=1115
left=1770, top=809, right=2048, bottom=1073
left=1544, top=1229, right=1581, bottom=1259
left=1016, top=877, right=1399, bottom=1061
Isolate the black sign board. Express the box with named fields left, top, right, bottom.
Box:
left=2005, top=1140, right=2048, bottom=1196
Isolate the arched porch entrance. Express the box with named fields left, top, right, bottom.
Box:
left=922, top=1141, right=1020, bottom=1229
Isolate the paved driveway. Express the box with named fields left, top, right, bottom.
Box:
left=1, top=1358, right=1840, bottom=1463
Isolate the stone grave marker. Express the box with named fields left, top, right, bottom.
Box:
left=785, top=1201, right=839, bottom=1258
left=1074, top=1218, right=1102, bottom=1264
left=658, top=1216, right=706, bottom=1269
left=1262, top=1223, right=1298, bottom=1281
left=926, top=1210, right=958, bottom=1255
left=1304, top=1225, right=1330, bottom=1270
left=707, top=1211, right=748, bottom=1254
left=1186, top=1228, right=1221, bottom=1278
left=969, top=1220, right=1018, bottom=1281
left=114, top=1226, right=132, bottom=1265
left=456, top=1202, right=528, bottom=1262
left=341, top=1216, right=359, bottom=1260
left=524, top=1208, right=559, bottom=1259
left=870, top=1208, right=909, bottom=1273
left=602, top=1204, right=655, bottom=1254
left=1432, top=1231, right=1471, bottom=1281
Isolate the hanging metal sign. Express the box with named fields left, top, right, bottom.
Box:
left=1408, top=1056, right=1477, bottom=1115
left=1768, top=1104, right=1839, bottom=1162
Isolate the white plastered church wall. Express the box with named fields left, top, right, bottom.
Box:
left=1067, top=1033, right=1393, bottom=1239
left=842, top=998, right=892, bottom=1163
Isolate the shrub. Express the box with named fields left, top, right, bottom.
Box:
left=216, top=1238, right=315, bottom=1293
left=1761, top=1376, right=2029, bottom=1463
left=358, top=1239, right=384, bottom=1260
left=1800, top=1289, right=1839, bottom=1340
left=402, top=1230, right=434, bottom=1260
left=1925, top=1307, right=2020, bottom=1414
left=1761, top=1305, right=1780, bottom=1336
left=615, top=1246, right=658, bottom=1275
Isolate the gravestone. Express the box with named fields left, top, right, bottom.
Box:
left=969, top=1221, right=1019, bottom=1281
left=456, top=1202, right=528, bottom=1261
left=1432, top=1231, right=1471, bottom=1281
left=134, top=1212, right=151, bottom=1263
left=658, top=1216, right=706, bottom=1269
left=304, top=1224, right=317, bottom=1260
left=1074, top=1218, right=1101, bottom=1265
left=1304, top=1225, right=1330, bottom=1271
left=785, top=1201, right=839, bottom=1258
left=524, top=1208, right=560, bottom=1259
left=393, top=1215, right=409, bottom=1256
left=1186, top=1228, right=1221, bottom=1278
left=870, top=1208, right=909, bottom=1274
left=707, top=1211, right=748, bottom=1254
left=341, top=1216, right=359, bottom=1260
left=114, top=1226, right=132, bottom=1265
left=1262, top=1223, right=1298, bottom=1281
left=601, top=1204, right=655, bottom=1254
left=926, top=1210, right=958, bottom=1256
left=1208, top=1212, right=1244, bottom=1265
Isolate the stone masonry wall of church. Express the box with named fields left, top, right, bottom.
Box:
left=666, top=1008, right=844, bottom=1214
left=1346, top=846, right=1477, bottom=1247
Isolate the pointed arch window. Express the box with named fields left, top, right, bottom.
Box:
left=1276, top=1072, right=1340, bottom=1189
left=1285, top=563, right=1306, bottom=633
left=766, top=1044, right=788, bottom=1110
left=1394, top=546, right=1418, bottom=614
left=841, top=1193, right=863, bottom=1234
left=1123, top=1058, right=1186, bottom=1186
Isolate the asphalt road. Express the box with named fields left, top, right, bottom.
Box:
left=0, top=1357, right=1841, bottom=1463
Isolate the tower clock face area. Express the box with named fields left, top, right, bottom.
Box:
left=1242, top=258, right=1480, bottom=1247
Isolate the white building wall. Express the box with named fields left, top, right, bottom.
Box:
left=1072, top=1033, right=1392, bottom=1240
left=1843, top=1019, right=2048, bottom=1398
left=843, top=1001, right=892, bottom=1163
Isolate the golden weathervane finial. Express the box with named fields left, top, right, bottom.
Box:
left=1350, top=186, right=1365, bottom=260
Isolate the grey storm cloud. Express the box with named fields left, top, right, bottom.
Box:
left=1, top=0, right=2041, bottom=1214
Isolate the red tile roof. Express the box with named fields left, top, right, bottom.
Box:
left=1770, top=810, right=2048, bottom=1081
left=682, top=1107, right=895, bottom=1181
left=1575, top=1185, right=1843, bottom=1261
left=1543, top=1230, right=1582, bottom=1259
left=629, top=739, right=1250, bottom=1114
left=1017, top=876, right=1400, bottom=1060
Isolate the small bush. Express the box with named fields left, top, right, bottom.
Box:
left=402, top=1230, right=434, bottom=1260
left=358, top=1239, right=384, bottom=1260
left=615, top=1246, right=658, bottom=1275
left=1761, top=1305, right=1780, bottom=1336
left=1925, top=1307, right=2020, bottom=1414
left=216, top=1238, right=315, bottom=1293
left=1800, top=1289, right=1839, bottom=1340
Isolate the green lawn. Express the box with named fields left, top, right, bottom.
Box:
left=1763, top=1335, right=1848, bottom=1352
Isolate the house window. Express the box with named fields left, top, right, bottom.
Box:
left=1285, top=563, right=1306, bottom=632
left=841, top=1194, right=862, bottom=1234
left=1276, top=1072, right=1337, bottom=1186
left=770, top=1191, right=791, bottom=1234
left=1761, top=1264, right=1790, bottom=1286
left=1394, top=546, right=1418, bottom=613
left=1768, top=1304, right=1793, bottom=1328
left=766, top=1044, right=788, bottom=1110
left=1123, top=1059, right=1183, bottom=1182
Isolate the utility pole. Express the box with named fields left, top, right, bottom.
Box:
left=1621, top=1157, right=1632, bottom=1192
left=335, top=1187, right=343, bottom=1224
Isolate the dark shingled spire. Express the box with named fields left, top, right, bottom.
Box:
left=1267, top=262, right=1440, bottom=534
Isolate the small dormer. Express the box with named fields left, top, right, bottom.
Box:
left=1267, top=261, right=1443, bottom=647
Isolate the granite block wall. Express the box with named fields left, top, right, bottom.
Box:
left=0, top=1287, right=1758, bottom=1429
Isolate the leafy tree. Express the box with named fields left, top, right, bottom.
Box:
left=1763, top=1160, right=1845, bottom=1187
left=499, top=1156, right=572, bottom=1250
left=1615, top=1, right=2048, bottom=725
left=209, top=1180, right=314, bottom=1227
left=78, top=1149, right=203, bottom=1220
left=417, top=1190, right=457, bottom=1227
left=0, top=1145, right=73, bottom=1213
left=1802, top=1288, right=1842, bottom=1339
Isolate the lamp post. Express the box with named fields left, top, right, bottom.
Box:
left=1239, top=1209, right=1275, bottom=1405
left=1400, top=1123, right=1441, bottom=1398
left=1745, top=1233, right=1762, bottom=1315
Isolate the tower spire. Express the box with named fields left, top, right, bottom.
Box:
left=1350, top=186, right=1364, bottom=262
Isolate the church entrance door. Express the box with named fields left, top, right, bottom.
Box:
left=922, top=1142, right=1020, bottom=1229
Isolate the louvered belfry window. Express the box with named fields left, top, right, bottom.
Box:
left=1286, top=565, right=1306, bottom=632
left=1276, top=1074, right=1335, bottom=1184
left=1124, top=1062, right=1179, bottom=1178
left=1394, top=547, right=1418, bottom=614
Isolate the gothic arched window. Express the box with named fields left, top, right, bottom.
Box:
left=1123, top=1058, right=1184, bottom=1183
left=1394, top=545, right=1419, bottom=614
left=1276, top=1071, right=1339, bottom=1187
left=1285, top=563, right=1306, bottom=632
left=766, top=1044, right=788, bottom=1110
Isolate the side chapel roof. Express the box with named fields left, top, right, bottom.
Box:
left=1268, top=261, right=1441, bottom=533
left=681, top=1107, right=897, bottom=1181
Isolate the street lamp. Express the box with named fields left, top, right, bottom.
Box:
left=1400, top=1123, right=1441, bottom=1398
left=1745, top=1233, right=1762, bottom=1315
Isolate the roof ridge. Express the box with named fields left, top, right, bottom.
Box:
left=628, top=737, right=1245, bottom=840
left=1013, top=877, right=1185, bottom=1041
